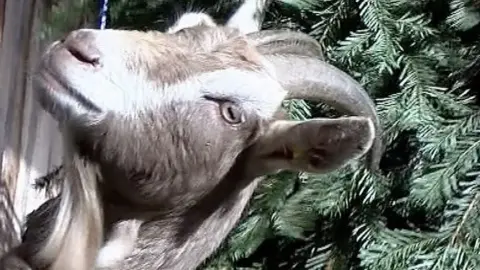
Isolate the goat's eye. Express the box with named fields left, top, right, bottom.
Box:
left=220, top=101, right=244, bottom=125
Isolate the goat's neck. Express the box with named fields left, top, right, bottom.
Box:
left=108, top=177, right=262, bottom=270
left=99, top=160, right=264, bottom=270
left=103, top=171, right=258, bottom=221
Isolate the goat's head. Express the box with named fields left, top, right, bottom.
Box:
left=35, top=25, right=381, bottom=204
left=30, top=14, right=383, bottom=270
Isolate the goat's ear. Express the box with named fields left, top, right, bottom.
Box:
left=249, top=116, right=375, bottom=175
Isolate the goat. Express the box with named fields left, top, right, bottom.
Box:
left=0, top=0, right=383, bottom=269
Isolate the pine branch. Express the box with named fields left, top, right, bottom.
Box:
left=304, top=243, right=334, bottom=270
left=395, top=12, right=437, bottom=41
left=277, top=0, right=319, bottom=9
left=300, top=170, right=352, bottom=219
left=421, top=110, right=480, bottom=161
left=251, top=173, right=297, bottom=214
left=396, top=54, right=443, bottom=128
left=359, top=0, right=403, bottom=74
left=417, top=177, right=480, bottom=269
left=224, top=215, right=272, bottom=262
left=308, top=0, right=354, bottom=48
left=283, top=100, right=312, bottom=120
left=272, top=194, right=317, bottom=239
left=33, top=165, right=64, bottom=198
left=386, top=0, right=431, bottom=11
left=359, top=228, right=445, bottom=270
left=449, top=193, right=480, bottom=246
left=447, top=0, right=480, bottom=31
left=410, top=110, right=480, bottom=212
left=331, top=28, right=373, bottom=66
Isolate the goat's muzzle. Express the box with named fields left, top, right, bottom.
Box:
left=34, top=30, right=106, bottom=121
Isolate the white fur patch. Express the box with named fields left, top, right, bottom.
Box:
left=95, top=220, right=143, bottom=269
left=96, top=241, right=132, bottom=269
left=227, top=0, right=268, bottom=34
left=167, top=12, right=217, bottom=33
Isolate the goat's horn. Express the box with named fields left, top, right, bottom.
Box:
left=262, top=53, right=384, bottom=171
left=247, top=31, right=383, bottom=170
left=247, top=30, right=324, bottom=58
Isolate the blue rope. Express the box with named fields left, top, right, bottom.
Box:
left=99, top=0, right=109, bottom=29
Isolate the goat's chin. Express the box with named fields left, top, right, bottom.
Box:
left=34, top=75, right=96, bottom=124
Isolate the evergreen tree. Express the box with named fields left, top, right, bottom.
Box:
left=39, top=0, right=480, bottom=269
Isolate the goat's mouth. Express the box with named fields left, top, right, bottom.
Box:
left=35, top=42, right=102, bottom=119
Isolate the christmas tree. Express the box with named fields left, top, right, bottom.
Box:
left=39, top=0, right=480, bottom=269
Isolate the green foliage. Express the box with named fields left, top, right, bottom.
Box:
left=40, top=0, right=97, bottom=41
left=40, top=0, right=480, bottom=269
left=204, top=0, right=480, bottom=269
left=447, top=0, right=480, bottom=31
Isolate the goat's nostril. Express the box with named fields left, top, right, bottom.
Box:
left=67, top=46, right=100, bottom=66
left=63, top=30, right=102, bottom=67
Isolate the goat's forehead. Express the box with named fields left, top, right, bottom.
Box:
left=103, top=67, right=286, bottom=119
left=79, top=29, right=287, bottom=118
left=165, top=68, right=287, bottom=117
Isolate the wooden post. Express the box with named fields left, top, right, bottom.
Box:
left=0, top=0, right=4, bottom=45
left=0, top=0, right=34, bottom=256
left=0, top=178, right=20, bottom=257
left=0, top=0, right=96, bottom=257
left=0, top=0, right=5, bottom=180
left=0, top=5, right=19, bottom=256
left=0, top=0, right=6, bottom=251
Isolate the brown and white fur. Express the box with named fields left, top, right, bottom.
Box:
left=0, top=0, right=383, bottom=269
